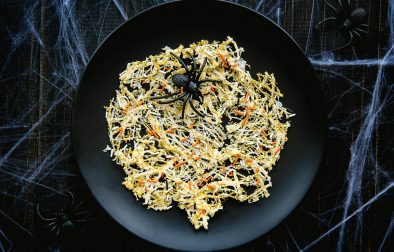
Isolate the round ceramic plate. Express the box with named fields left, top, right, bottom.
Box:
left=72, top=1, right=326, bottom=251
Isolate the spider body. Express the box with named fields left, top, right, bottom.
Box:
left=172, top=74, right=199, bottom=93
left=36, top=191, right=91, bottom=236
left=316, top=1, right=369, bottom=51
left=151, top=51, right=220, bottom=120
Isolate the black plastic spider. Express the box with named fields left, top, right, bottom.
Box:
left=36, top=191, right=91, bottom=236
left=151, top=50, right=220, bottom=120
left=315, top=0, right=369, bottom=51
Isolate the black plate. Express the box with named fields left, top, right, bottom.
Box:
left=72, top=1, right=326, bottom=251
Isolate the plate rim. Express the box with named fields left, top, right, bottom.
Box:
left=71, top=0, right=327, bottom=250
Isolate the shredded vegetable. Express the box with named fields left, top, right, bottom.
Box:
left=104, top=37, right=294, bottom=230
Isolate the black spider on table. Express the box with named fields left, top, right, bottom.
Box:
left=151, top=50, right=220, bottom=120
left=315, top=0, right=370, bottom=51
left=36, top=191, right=91, bottom=236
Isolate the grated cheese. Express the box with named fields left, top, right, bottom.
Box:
left=104, top=37, right=294, bottom=230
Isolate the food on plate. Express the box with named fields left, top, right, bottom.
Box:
left=104, top=37, right=294, bottom=230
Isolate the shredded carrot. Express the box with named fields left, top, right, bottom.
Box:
left=245, top=158, right=253, bottom=165
left=245, top=107, right=250, bottom=117
left=220, top=166, right=226, bottom=174
left=210, top=86, right=215, bottom=93
left=261, top=129, right=268, bottom=137
left=218, top=53, right=229, bottom=68
left=232, top=154, right=240, bottom=166
left=255, top=178, right=260, bottom=185
left=241, top=117, right=248, bottom=127
left=165, top=127, right=175, bottom=133
left=274, top=147, right=281, bottom=155
left=188, top=182, right=193, bottom=190
left=121, top=102, right=131, bottom=115
left=233, top=109, right=244, bottom=116
left=125, top=101, right=131, bottom=108
left=206, top=184, right=216, bottom=190
left=147, top=177, right=158, bottom=183
left=137, top=180, right=144, bottom=187
left=147, top=129, right=160, bottom=139
left=164, top=67, right=171, bottom=71
left=180, top=136, right=188, bottom=142
left=175, top=181, right=183, bottom=185
left=161, top=82, right=166, bottom=93
left=191, top=139, right=200, bottom=147
left=161, top=172, right=165, bottom=179
left=201, top=209, right=206, bottom=215
left=205, top=176, right=212, bottom=182
left=243, top=93, right=249, bottom=103
left=249, top=104, right=256, bottom=111
left=180, top=87, right=184, bottom=94
left=118, top=127, right=124, bottom=138
left=136, top=100, right=144, bottom=106
left=188, top=122, right=195, bottom=129
left=194, top=156, right=201, bottom=161
left=175, top=161, right=186, bottom=168
left=228, top=170, right=234, bottom=177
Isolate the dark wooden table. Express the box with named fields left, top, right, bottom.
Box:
left=1, top=0, right=393, bottom=251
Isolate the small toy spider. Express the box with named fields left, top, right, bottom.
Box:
left=315, top=0, right=369, bottom=51
left=151, top=50, right=220, bottom=120
left=36, top=191, right=91, bottom=236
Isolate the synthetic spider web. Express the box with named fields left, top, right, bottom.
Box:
left=1, top=0, right=393, bottom=250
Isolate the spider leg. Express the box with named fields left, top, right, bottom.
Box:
left=56, top=226, right=61, bottom=236
left=344, top=0, right=351, bottom=15
left=158, top=92, right=187, bottom=104
left=150, top=91, right=181, bottom=100
left=46, top=221, right=59, bottom=228
left=49, top=223, right=59, bottom=234
left=72, top=200, right=84, bottom=211
left=170, top=52, right=190, bottom=75
left=189, top=96, right=205, bottom=117
left=36, top=203, right=57, bottom=221
left=359, top=24, right=380, bottom=33
left=323, top=1, right=339, bottom=14
left=315, top=17, right=337, bottom=29
left=196, top=89, right=204, bottom=104
left=196, top=57, right=208, bottom=81
left=181, top=94, right=190, bottom=120
left=186, top=51, right=197, bottom=80
left=64, top=191, right=75, bottom=208
left=354, top=27, right=368, bottom=34
left=333, top=31, right=354, bottom=51
left=352, top=29, right=362, bottom=38
left=336, top=0, right=351, bottom=16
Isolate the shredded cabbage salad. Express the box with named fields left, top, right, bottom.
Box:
left=104, top=37, right=294, bottom=230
